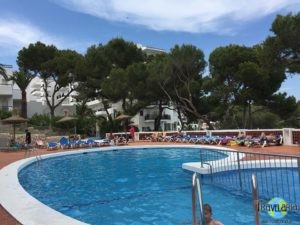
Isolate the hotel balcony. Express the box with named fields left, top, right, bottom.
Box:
left=0, top=105, right=13, bottom=111
left=144, top=114, right=171, bottom=121
left=87, top=98, right=101, bottom=106
left=0, top=84, right=12, bottom=96
left=31, top=82, right=42, bottom=89
left=94, top=109, right=107, bottom=116
left=12, top=89, right=21, bottom=100
left=31, top=90, right=42, bottom=97
left=146, top=102, right=171, bottom=109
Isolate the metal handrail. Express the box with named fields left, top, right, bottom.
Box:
left=192, top=172, right=206, bottom=225
left=214, top=147, right=300, bottom=159
left=251, top=174, right=260, bottom=225
left=202, top=162, right=213, bottom=182
left=24, top=146, right=42, bottom=163
left=202, top=162, right=213, bottom=174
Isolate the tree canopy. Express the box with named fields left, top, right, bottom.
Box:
left=17, top=42, right=83, bottom=119
left=265, top=13, right=300, bottom=74
left=13, top=13, right=300, bottom=132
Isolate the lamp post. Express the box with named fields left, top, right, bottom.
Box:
left=68, top=73, right=75, bottom=104
left=247, top=100, right=254, bottom=129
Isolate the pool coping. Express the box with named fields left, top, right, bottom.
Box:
left=182, top=151, right=298, bottom=175
left=0, top=145, right=235, bottom=225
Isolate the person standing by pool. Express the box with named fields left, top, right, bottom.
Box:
left=129, top=126, right=135, bottom=142
left=25, top=129, right=31, bottom=148
left=204, top=204, right=224, bottom=225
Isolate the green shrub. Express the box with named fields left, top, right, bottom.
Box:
left=28, top=113, right=51, bottom=128
left=0, top=109, right=12, bottom=119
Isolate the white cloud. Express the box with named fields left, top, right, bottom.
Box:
left=0, top=17, right=91, bottom=60
left=52, top=0, right=300, bottom=33
left=0, top=18, right=60, bottom=51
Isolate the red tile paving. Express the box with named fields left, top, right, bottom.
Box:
left=0, top=142, right=299, bottom=225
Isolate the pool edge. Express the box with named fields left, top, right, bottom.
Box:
left=0, top=145, right=234, bottom=225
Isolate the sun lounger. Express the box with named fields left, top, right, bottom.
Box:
left=115, top=136, right=128, bottom=145
left=247, top=136, right=267, bottom=148
left=94, top=138, right=110, bottom=146
left=47, top=142, right=59, bottom=150
left=59, top=137, right=70, bottom=149
left=268, top=135, right=283, bottom=146
left=76, top=140, right=87, bottom=147
left=35, top=139, right=45, bottom=148
left=86, top=138, right=100, bottom=147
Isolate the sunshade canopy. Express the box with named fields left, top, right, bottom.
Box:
left=56, top=116, right=78, bottom=123
left=115, top=114, right=131, bottom=121
left=1, top=115, right=27, bottom=124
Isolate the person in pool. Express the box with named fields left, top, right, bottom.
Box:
left=204, top=204, right=224, bottom=225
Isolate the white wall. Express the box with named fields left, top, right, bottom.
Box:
left=27, top=101, right=76, bottom=118
left=137, top=105, right=180, bottom=131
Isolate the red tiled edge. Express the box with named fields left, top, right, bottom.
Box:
left=0, top=204, right=21, bottom=225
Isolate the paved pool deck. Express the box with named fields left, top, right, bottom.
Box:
left=0, top=141, right=299, bottom=225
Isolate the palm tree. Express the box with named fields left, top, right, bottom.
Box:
left=8, top=70, right=34, bottom=118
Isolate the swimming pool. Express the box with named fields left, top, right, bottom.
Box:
left=202, top=167, right=300, bottom=205
left=17, top=147, right=300, bottom=224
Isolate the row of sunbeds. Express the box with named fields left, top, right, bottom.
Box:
left=150, top=134, right=283, bottom=147
left=46, top=137, right=111, bottom=150
left=3, top=135, right=126, bottom=151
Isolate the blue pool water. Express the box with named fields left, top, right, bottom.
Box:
left=19, top=148, right=300, bottom=225
left=203, top=168, right=300, bottom=205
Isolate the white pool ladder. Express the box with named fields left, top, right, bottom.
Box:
left=24, top=146, right=42, bottom=162
left=192, top=172, right=205, bottom=225
left=192, top=172, right=260, bottom=225
left=252, top=174, right=260, bottom=225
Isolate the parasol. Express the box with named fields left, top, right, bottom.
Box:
left=115, top=114, right=131, bottom=138
left=115, top=114, right=131, bottom=121
left=56, top=116, right=78, bottom=134
left=1, top=115, right=27, bottom=144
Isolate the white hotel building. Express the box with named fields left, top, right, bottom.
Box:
left=0, top=69, right=21, bottom=112
left=26, top=76, right=77, bottom=117
left=0, top=44, right=182, bottom=131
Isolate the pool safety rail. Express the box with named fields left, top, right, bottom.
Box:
left=252, top=174, right=260, bottom=225
left=192, top=149, right=300, bottom=206
left=192, top=172, right=260, bottom=225
left=192, top=172, right=205, bottom=225
left=24, top=146, right=42, bottom=162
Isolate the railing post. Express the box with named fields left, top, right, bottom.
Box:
left=200, top=152, right=203, bottom=168
left=197, top=175, right=206, bottom=225
left=297, top=158, right=300, bottom=185
left=237, top=152, right=242, bottom=191
left=192, top=173, right=197, bottom=225
left=252, top=174, right=260, bottom=225
left=192, top=173, right=206, bottom=225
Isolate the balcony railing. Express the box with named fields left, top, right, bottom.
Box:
left=0, top=84, right=13, bottom=95
left=144, top=114, right=171, bottom=120
left=0, top=106, right=13, bottom=111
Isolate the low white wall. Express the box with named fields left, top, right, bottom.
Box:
left=113, top=128, right=300, bottom=146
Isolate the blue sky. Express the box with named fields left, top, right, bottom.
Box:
left=1, top=0, right=300, bottom=100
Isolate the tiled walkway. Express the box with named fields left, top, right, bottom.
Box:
left=0, top=142, right=299, bottom=225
